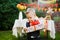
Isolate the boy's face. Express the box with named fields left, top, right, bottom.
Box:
left=27, top=16, right=33, bottom=22
left=26, top=12, right=33, bottom=22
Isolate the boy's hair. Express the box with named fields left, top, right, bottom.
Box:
left=26, top=12, right=29, bottom=14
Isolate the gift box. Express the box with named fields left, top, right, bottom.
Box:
left=25, top=24, right=44, bottom=33
left=26, top=26, right=34, bottom=33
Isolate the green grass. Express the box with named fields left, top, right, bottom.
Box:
left=55, top=32, right=60, bottom=40
left=0, top=31, right=26, bottom=40
left=0, top=31, right=60, bottom=40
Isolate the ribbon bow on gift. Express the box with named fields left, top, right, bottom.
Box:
left=30, top=20, right=40, bottom=31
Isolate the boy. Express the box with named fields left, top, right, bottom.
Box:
left=25, top=8, right=40, bottom=40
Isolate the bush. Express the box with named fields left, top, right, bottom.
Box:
left=0, top=0, right=28, bottom=30
left=54, top=16, right=60, bottom=22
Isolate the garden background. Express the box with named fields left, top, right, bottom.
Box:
left=0, top=0, right=60, bottom=40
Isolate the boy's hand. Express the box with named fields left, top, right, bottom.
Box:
left=24, top=28, right=27, bottom=33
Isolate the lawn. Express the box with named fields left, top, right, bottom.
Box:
left=0, top=31, right=60, bottom=40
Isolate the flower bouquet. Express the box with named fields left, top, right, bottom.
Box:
left=16, top=2, right=27, bottom=12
